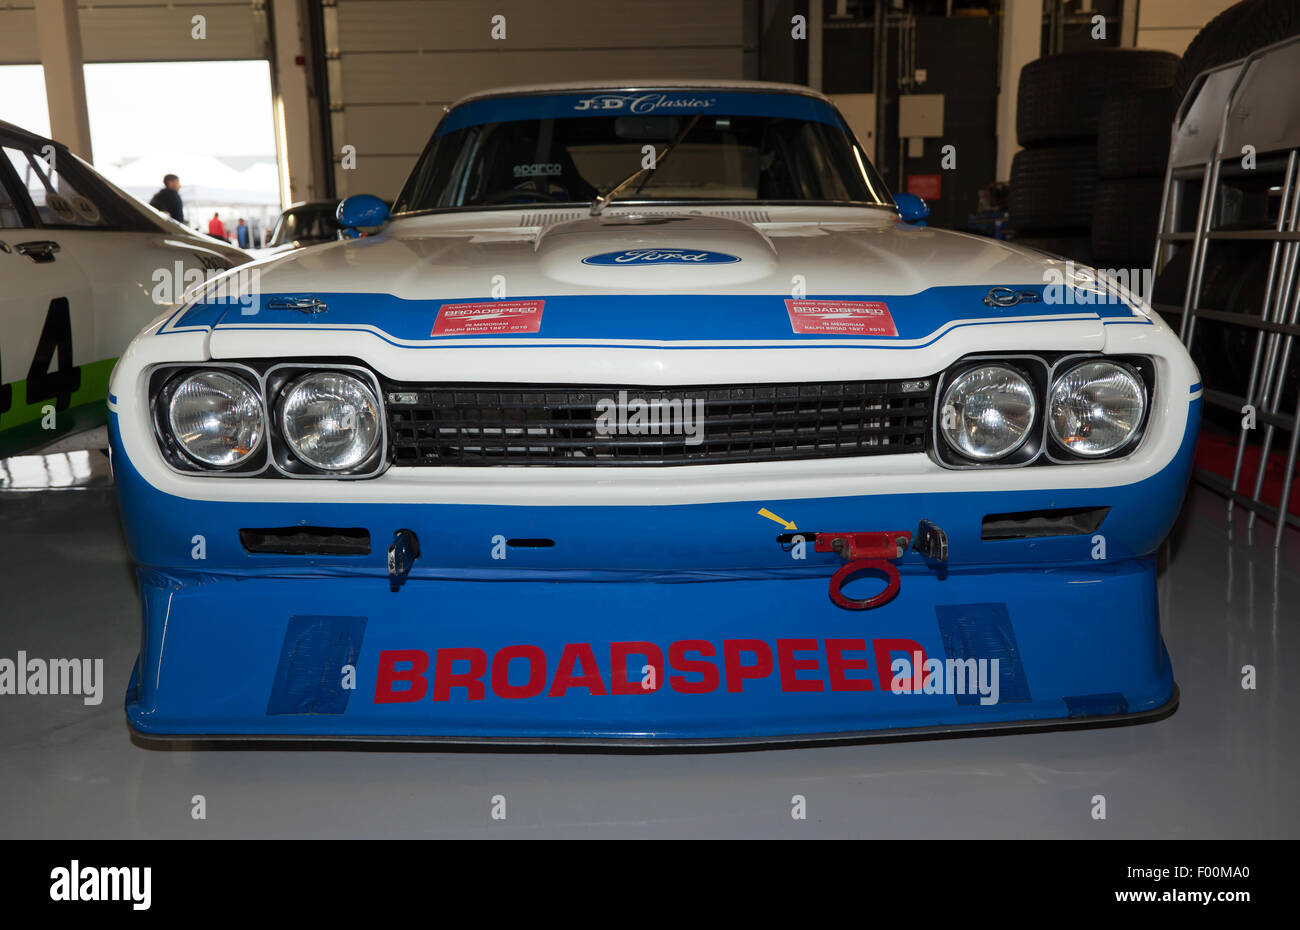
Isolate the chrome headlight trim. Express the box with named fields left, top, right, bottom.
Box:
left=149, top=362, right=270, bottom=476
left=939, top=364, right=1038, bottom=461
left=264, top=362, right=389, bottom=479
left=931, top=352, right=1155, bottom=469
left=276, top=370, right=383, bottom=473
left=932, top=354, right=1048, bottom=468
left=1046, top=357, right=1152, bottom=460
left=147, top=361, right=389, bottom=479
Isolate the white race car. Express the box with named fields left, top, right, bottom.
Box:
left=245, top=200, right=346, bottom=261
left=0, top=120, right=249, bottom=456
left=108, top=82, right=1200, bottom=745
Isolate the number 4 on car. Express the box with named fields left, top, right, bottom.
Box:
left=0, top=120, right=249, bottom=458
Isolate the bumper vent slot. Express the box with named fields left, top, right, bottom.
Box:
left=981, top=507, right=1110, bottom=541
left=384, top=379, right=934, bottom=467
left=240, top=527, right=371, bottom=555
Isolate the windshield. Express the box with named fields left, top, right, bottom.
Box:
left=394, top=91, right=891, bottom=213
left=270, top=204, right=340, bottom=246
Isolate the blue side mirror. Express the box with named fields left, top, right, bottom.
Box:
left=336, top=194, right=389, bottom=236
left=893, top=192, right=930, bottom=225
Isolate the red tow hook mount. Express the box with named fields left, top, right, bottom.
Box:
left=813, top=531, right=912, bottom=611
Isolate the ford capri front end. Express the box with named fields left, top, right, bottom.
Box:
left=108, top=82, right=1199, bottom=744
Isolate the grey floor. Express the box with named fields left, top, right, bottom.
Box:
left=1, top=451, right=1296, bottom=838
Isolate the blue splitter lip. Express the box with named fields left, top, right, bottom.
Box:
left=124, top=559, right=1175, bottom=743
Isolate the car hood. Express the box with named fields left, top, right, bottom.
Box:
left=169, top=209, right=1148, bottom=349
left=247, top=210, right=1061, bottom=295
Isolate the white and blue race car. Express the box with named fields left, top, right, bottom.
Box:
left=1, top=120, right=248, bottom=458
left=108, top=81, right=1200, bottom=744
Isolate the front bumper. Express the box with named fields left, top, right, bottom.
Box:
left=126, top=558, right=1176, bottom=744
left=116, top=394, right=1198, bottom=744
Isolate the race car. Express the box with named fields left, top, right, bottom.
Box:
left=246, top=200, right=345, bottom=259
left=0, top=120, right=250, bottom=458
left=108, top=81, right=1201, bottom=745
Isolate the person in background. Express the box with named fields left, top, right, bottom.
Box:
left=208, top=212, right=227, bottom=241
left=148, top=174, right=184, bottom=222
left=235, top=218, right=251, bottom=249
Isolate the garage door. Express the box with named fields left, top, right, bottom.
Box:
left=0, top=0, right=267, bottom=64
left=326, top=0, right=747, bottom=198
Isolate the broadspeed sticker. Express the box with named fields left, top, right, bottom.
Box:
left=372, top=636, right=960, bottom=702
left=431, top=299, right=545, bottom=336
left=785, top=299, right=898, bottom=336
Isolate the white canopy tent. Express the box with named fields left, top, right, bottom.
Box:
left=103, top=151, right=282, bottom=243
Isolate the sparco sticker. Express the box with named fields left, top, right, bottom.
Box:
left=431, top=299, right=544, bottom=336
left=785, top=299, right=898, bottom=336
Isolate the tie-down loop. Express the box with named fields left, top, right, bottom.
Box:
left=814, top=531, right=912, bottom=611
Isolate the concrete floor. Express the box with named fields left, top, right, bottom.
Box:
left=0, top=451, right=1296, bottom=838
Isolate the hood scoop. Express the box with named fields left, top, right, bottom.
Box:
left=520, top=207, right=772, bottom=227
left=535, top=213, right=777, bottom=288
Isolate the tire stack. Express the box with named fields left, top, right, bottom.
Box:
left=1009, top=49, right=1180, bottom=266
left=1091, top=87, right=1176, bottom=269
left=1172, top=0, right=1300, bottom=107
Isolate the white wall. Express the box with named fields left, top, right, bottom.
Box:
left=1136, top=0, right=1239, bottom=56
left=996, top=0, right=1041, bottom=183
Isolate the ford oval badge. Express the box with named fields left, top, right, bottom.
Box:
left=581, top=248, right=741, bottom=266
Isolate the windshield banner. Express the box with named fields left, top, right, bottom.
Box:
left=436, top=90, right=846, bottom=136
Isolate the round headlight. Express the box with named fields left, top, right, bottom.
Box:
left=167, top=370, right=264, bottom=468
left=940, top=365, right=1037, bottom=461
left=1049, top=360, right=1146, bottom=457
left=279, top=372, right=381, bottom=472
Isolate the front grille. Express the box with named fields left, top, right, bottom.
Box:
left=384, top=379, right=933, bottom=467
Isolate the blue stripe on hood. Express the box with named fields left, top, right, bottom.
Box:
left=166, top=285, right=1144, bottom=345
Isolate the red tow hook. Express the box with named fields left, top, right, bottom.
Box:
left=813, top=531, right=912, bottom=611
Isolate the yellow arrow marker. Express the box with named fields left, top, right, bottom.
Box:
left=757, top=508, right=797, bottom=531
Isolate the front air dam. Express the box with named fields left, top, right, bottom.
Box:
left=124, top=556, right=1176, bottom=746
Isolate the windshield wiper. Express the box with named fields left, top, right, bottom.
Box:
left=589, top=113, right=704, bottom=216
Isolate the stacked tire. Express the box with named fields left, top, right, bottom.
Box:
left=1172, top=0, right=1300, bottom=107
left=1091, top=87, right=1176, bottom=268
left=1009, top=49, right=1180, bottom=265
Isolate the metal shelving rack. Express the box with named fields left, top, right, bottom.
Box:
left=1151, top=35, right=1300, bottom=548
